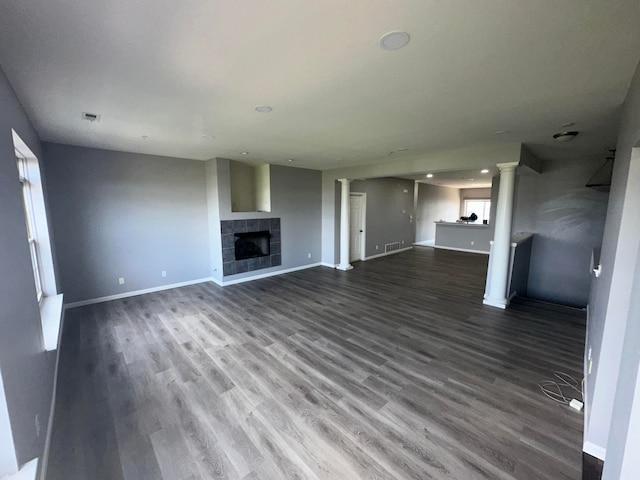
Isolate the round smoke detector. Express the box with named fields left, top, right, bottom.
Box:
left=379, top=31, right=410, bottom=50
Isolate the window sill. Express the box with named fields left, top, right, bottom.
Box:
left=0, top=458, right=38, bottom=480
left=40, top=294, right=63, bottom=352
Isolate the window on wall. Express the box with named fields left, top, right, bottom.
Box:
left=12, top=129, right=63, bottom=352
left=463, top=199, right=491, bottom=223
left=17, top=156, right=44, bottom=302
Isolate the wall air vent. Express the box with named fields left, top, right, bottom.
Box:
left=81, top=112, right=101, bottom=122
left=385, top=242, right=401, bottom=253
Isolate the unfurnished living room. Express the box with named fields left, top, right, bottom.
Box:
left=1, top=2, right=640, bottom=480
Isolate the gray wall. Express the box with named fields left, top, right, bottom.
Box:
left=512, top=157, right=608, bottom=307
left=415, top=183, right=460, bottom=242
left=211, top=158, right=322, bottom=280
left=351, top=177, right=415, bottom=258
left=587, top=58, right=640, bottom=465
left=43, top=143, right=210, bottom=303
left=0, top=66, right=56, bottom=473
left=435, top=224, right=492, bottom=252
left=603, top=238, right=640, bottom=479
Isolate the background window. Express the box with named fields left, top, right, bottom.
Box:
left=17, top=156, right=44, bottom=302
left=463, top=199, right=491, bottom=223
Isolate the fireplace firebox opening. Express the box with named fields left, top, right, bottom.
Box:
left=234, top=231, right=271, bottom=261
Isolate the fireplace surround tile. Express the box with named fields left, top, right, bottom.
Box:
left=221, top=218, right=281, bottom=276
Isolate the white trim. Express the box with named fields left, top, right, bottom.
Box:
left=320, top=262, right=337, bottom=268
left=2, top=458, right=38, bottom=480
left=364, top=246, right=413, bottom=261
left=335, top=265, right=354, bottom=271
left=65, top=263, right=336, bottom=307
left=483, top=297, right=508, bottom=309
left=219, top=263, right=323, bottom=286
left=64, top=278, right=213, bottom=309
left=414, top=239, right=435, bottom=247
left=39, top=303, right=66, bottom=480
left=349, top=192, right=366, bottom=262
left=432, top=245, right=490, bottom=255
left=40, top=294, right=63, bottom=352
left=583, top=441, right=606, bottom=461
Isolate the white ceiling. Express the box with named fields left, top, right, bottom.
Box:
left=402, top=167, right=497, bottom=189
left=0, top=1, right=639, bottom=170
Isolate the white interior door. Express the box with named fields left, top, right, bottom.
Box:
left=350, top=193, right=365, bottom=261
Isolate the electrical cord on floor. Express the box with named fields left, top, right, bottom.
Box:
left=539, top=371, right=583, bottom=406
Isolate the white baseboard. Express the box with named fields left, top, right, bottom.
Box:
left=320, top=262, right=337, bottom=268
left=432, top=245, right=489, bottom=255
left=364, top=246, right=413, bottom=261
left=65, top=262, right=333, bottom=307
left=39, top=308, right=65, bottom=480
left=483, top=297, right=508, bottom=309
left=414, top=239, right=435, bottom=246
left=583, top=441, right=606, bottom=461
left=219, top=262, right=322, bottom=286
left=64, top=277, right=213, bottom=309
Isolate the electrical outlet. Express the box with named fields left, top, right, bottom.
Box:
left=307, top=253, right=311, bottom=258
left=588, top=347, right=592, bottom=361
left=589, top=359, right=593, bottom=374
left=161, top=270, right=167, bottom=278
left=118, top=277, right=125, bottom=285
left=470, top=241, right=475, bottom=246
left=401, top=240, right=405, bottom=244
left=35, top=414, right=40, bottom=437
left=376, top=245, right=379, bottom=250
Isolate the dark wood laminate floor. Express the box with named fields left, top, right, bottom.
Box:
left=47, top=247, right=585, bottom=480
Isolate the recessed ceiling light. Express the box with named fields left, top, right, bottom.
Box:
left=553, top=131, right=579, bottom=142
left=379, top=31, right=410, bottom=50
left=202, top=134, right=216, bottom=140
left=254, top=105, right=273, bottom=113
left=287, top=158, right=295, bottom=162
left=481, top=169, right=489, bottom=174
left=561, top=122, right=576, bottom=128
left=240, top=151, right=249, bottom=155
left=494, top=129, right=512, bottom=135
left=426, top=173, right=433, bottom=178
left=396, top=148, right=409, bottom=152
left=469, top=178, right=475, bottom=181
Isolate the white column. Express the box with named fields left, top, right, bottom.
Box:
left=484, top=162, right=519, bottom=309
left=337, top=178, right=353, bottom=271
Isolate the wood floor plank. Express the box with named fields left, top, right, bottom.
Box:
left=47, top=247, right=585, bottom=479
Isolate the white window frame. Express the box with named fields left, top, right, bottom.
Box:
left=462, top=198, right=491, bottom=223
left=17, top=155, right=44, bottom=303
left=12, top=129, right=63, bottom=351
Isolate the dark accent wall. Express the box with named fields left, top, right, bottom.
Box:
left=513, top=157, right=608, bottom=307
left=43, top=143, right=210, bottom=303
left=0, top=66, right=55, bottom=472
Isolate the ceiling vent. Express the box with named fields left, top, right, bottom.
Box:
left=586, top=149, right=615, bottom=192
left=81, top=112, right=101, bottom=122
